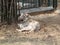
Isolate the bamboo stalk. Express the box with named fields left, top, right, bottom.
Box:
left=1, top=0, right=3, bottom=22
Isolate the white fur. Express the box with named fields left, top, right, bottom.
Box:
left=17, top=13, right=40, bottom=32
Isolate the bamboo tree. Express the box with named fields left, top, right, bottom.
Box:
left=53, top=0, right=57, bottom=9
left=1, top=0, right=4, bottom=22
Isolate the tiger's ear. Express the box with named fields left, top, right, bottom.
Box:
left=20, top=13, right=24, bottom=16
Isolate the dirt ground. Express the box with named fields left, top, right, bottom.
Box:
left=0, top=3, right=60, bottom=45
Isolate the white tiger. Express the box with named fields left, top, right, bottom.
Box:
left=16, top=13, right=40, bottom=32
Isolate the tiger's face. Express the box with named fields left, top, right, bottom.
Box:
left=18, top=13, right=29, bottom=23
